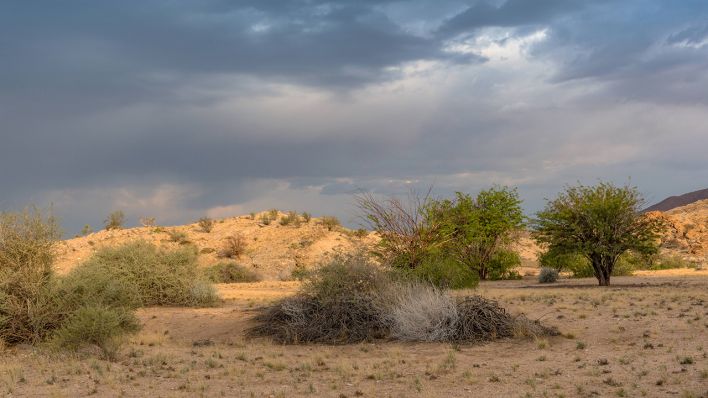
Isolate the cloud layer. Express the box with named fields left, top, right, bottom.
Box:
left=1, top=0, right=707, bottom=234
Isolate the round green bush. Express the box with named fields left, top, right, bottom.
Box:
left=405, top=256, right=479, bottom=289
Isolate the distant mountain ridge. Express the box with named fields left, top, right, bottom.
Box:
left=644, top=188, right=708, bottom=212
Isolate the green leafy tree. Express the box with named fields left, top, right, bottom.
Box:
left=532, top=182, right=663, bottom=286
left=428, top=187, right=524, bottom=280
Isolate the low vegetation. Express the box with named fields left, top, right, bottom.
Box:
left=0, top=207, right=63, bottom=345
left=198, top=217, right=214, bottom=233
left=104, top=210, right=125, bottom=230
left=538, top=267, right=559, bottom=283
left=166, top=229, right=190, bottom=244
left=400, top=255, right=479, bottom=289
left=62, top=241, right=218, bottom=307
left=204, top=262, right=261, bottom=283
left=1, top=209, right=218, bottom=359
left=247, top=254, right=555, bottom=344
left=279, top=211, right=301, bottom=227
left=320, top=215, right=340, bottom=231
left=218, top=233, right=248, bottom=259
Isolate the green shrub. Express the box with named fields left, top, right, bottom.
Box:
left=166, top=229, right=190, bottom=244
left=268, top=209, right=279, bottom=220
left=487, top=249, right=522, bottom=280
left=651, top=255, right=695, bottom=270
left=52, top=305, right=140, bottom=360
left=301, top=212, right=312, bottom=223
left=279, top=211, right=301, bottom=227
left=402, top=256, right=478, bottom=289
left=321, top=216, right=340, bottom=231
left=68, top=241, right=218, bottom=307
left=104, top=211, right=125, bottom=230
left=198, top=217, right=214, bottom=233
left=539, top=250, right=592, bottom=278
left=613, top=252, right=640, bottom=276
left=538, top=267, right=559, bottom=283
left=0, top=207, right=64, bottom=345
left=290, top=263, right=309, bottom=281
left=259, top=213, right=272, bottom=225
left=204, top=262, right=260, bottom=283
left=80, top=224, right=93, bottom=236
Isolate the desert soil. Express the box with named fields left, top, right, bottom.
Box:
left=2, top=270, right=707, bottom=397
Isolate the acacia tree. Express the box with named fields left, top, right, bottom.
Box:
left=355, top=189, right=446, bottom=268
left=532, top=182, right=663, bottom=286
left=428, top=187, right=524, bottom=280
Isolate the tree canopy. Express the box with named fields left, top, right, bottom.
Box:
left=532, top=182, right=663, bottom=286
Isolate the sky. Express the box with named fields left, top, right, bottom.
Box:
left=1, top=0, right=707, bottom=235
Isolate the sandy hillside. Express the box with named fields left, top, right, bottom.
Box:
left=55, top=211, right=377, bottom=280
left=55, top=201, right=708, bottom=280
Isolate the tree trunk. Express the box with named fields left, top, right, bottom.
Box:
left=592, top=256, right=612, bottom=286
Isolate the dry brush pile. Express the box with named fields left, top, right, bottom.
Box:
left=247, top=253, right=557, bottom=344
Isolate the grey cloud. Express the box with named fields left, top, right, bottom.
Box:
left=1, top=0, right=707, bottom=235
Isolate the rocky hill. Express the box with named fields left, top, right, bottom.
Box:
left=644, top=188, right=708, bottom=212
left=54, top=211, right=376, bottom=280
left=648, top=199, right=708, bottom=264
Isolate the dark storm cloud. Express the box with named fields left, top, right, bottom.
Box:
left=1, top=0, right=707, bottom=234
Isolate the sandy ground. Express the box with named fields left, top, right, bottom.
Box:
left=2, top=270, right=707, bottom=398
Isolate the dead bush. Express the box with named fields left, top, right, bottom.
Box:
left=456, top=296, right=557, bottom=341
left=383, top=283, right=458, bottom=342
left=139, top=217, right=156, bottom=227
left=198, top=217, right=214, bottom=233
left=218, top=234, right=247, bottom=259
left=248, top=253, right=390, bottom=344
